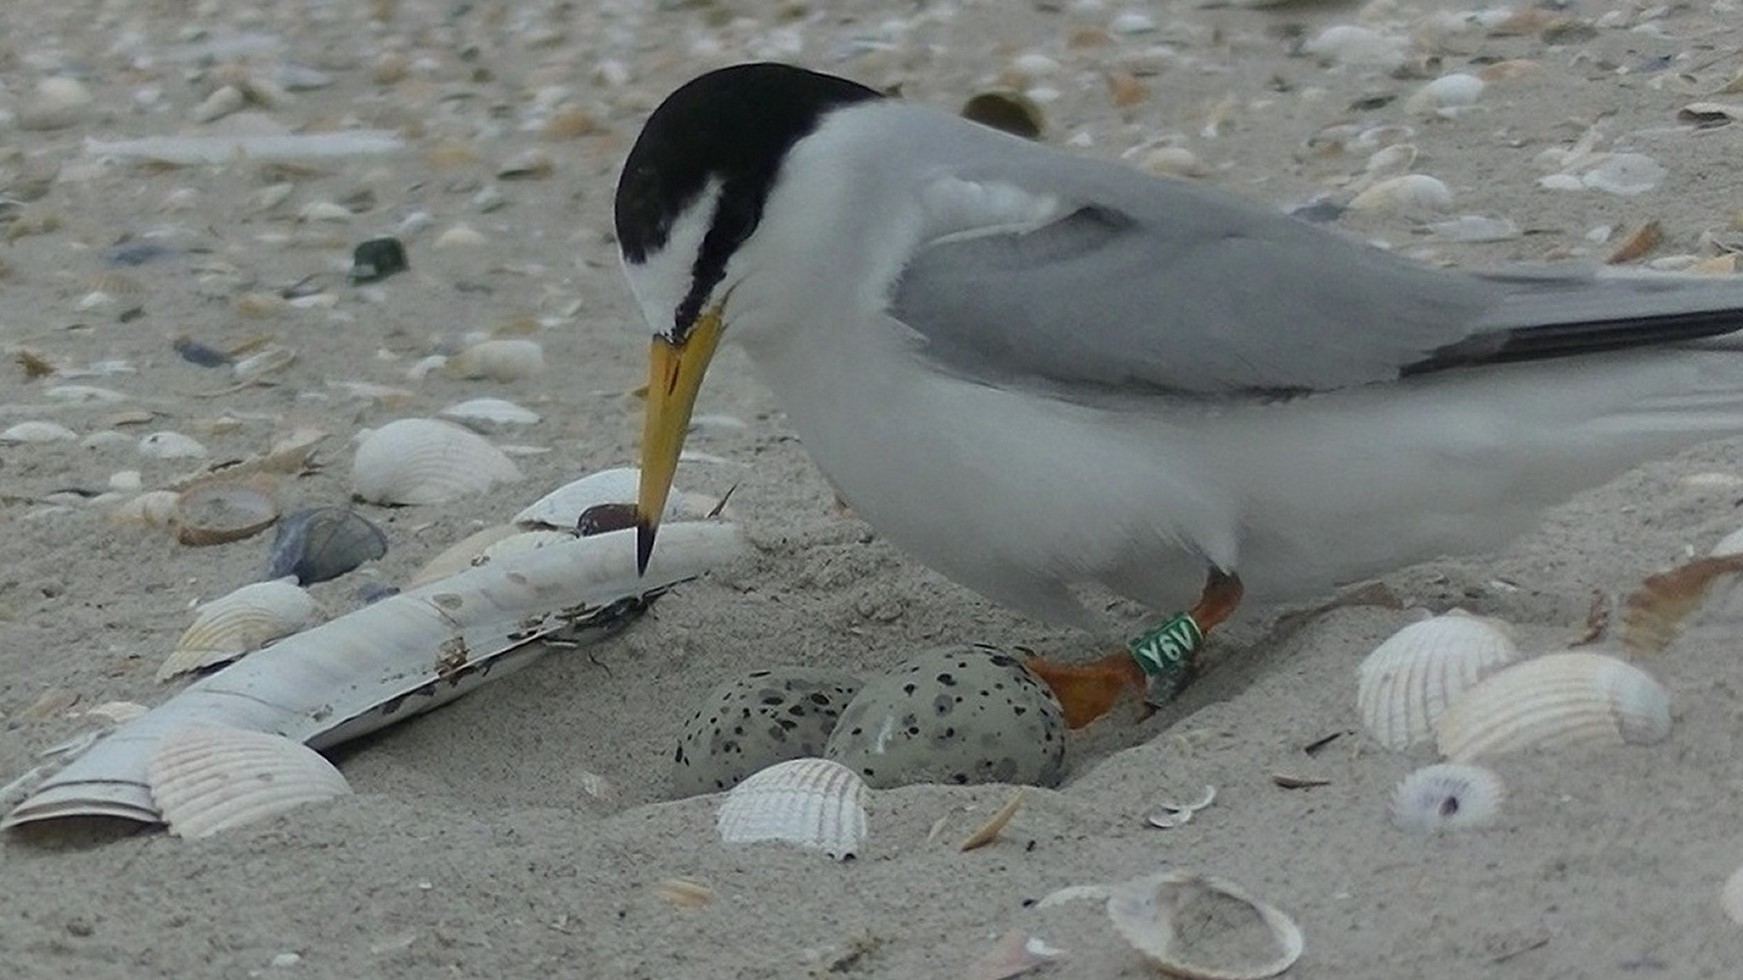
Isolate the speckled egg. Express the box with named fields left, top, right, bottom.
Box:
left=824, top=645, right=1067, bottom=789
left=671, top=667, right=864, bottom=798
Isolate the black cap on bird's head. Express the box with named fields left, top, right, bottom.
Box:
left=615, top=63, right=882, bottom=572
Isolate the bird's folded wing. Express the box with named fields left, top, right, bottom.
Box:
left=887, top=160, right=1743, bottom=398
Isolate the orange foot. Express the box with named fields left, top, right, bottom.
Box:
left=1025, top=569, right=1245, bottom=730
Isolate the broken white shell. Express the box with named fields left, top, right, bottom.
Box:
left=1106, top=871, right=1303, bottom=980
left=1436, top=652, right=1672, bottom=761
left=1357, top=612, right=1518, bottom=750
left=351, top=418, right=522, bottom=505
left=159, top=580, right=322, bottom=681
left=716, top=757, right=867, bottom=860
left=146, top=726, right=351, bottom=837
left=1389, top=763, right=1504, bottom=833
left=444, top=339, right=545, bottom=381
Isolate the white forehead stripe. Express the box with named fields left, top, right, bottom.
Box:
left=622, top=178, right=723, bottom=336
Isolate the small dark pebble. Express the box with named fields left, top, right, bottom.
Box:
left=1290, top=198, right=1347, bottom=224
left=101, top=241, right=174, bottom=267
left=265, top=507, right=389, bottom=585
left=173, top=337, right=231, bottom=367
left=350, top=236, right=408, bottom=284
left=577, top=502, right=637, bottom=536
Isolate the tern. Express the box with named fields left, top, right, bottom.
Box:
left=616, top=62, right=1743, bottom=725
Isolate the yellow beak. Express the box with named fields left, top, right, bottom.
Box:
left=635, top=304, right=725, bottom=572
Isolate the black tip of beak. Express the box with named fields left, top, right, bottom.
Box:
left=635, top=518, right=657, bottom=575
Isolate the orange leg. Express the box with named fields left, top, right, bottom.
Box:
left=1025, top=569, right=1244, bottom=730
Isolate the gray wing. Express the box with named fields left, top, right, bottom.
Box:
left=887, top=132, right=1743, bottom=397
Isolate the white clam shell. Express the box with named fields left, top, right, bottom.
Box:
left=146, top=726, right=351, bottom=837
left=1106, top=871, right=1303, bottom=980
left=159, top=580, right=323, bottom=682
left=351, top=418, right=522, bottom=505
left=1435, top=652, right=1672, bottom=761
left=138, top=430, right=209, bottom=460
left=111, top=489, right=182, bottom=527
left=1357, top=612, right=1518, bottom=750
left=1, top=421, right=78, bottom=443
left=513, top=467, right=698, bottom=529
left=444, top=339, right=545, bottom=381
left=438, top=396, right=542, bottom=431
left=1347, top=174, right=1453, bottom=214
left=716, top=758, right=868, bottom=860
left=1389, top=763, right=1504, bottom=833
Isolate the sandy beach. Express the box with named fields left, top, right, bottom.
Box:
left=3, top=0, right=1743, bottom=976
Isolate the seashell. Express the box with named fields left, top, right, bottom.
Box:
left=960, top=91, right=1045, bottom=141
left=433, top=223, right=488, bottom=249
left=19, top=76, right=94, bottom=131
left=351, top=418, right=522, bottom=505
left=111, top=490, right=182, bottom=527
left=1678, top=102, right=1743, bottom=129
left=1109, top=11, right=1156, bottom=34
left=1428, top=215, right=1520, bottom=243
left=1, top=421, right=77, bottom=443
left=1620, top=554, right=1743, bottom=654
left=497, top=148, right=554, bottom=179
left=147, top=726, right=351, bottom=838
left=1435, top=652, right=1672, bottom=761
left=191, top=84, right=246, bottom=124
left=83, top=701, right=150, bottom=725
left=172, top=479, right=278, bottom=546
left=1357, top=612, right=1518, bottom=750
left=405, top=524, right=521, bottom=587
left=158, top=580, right=322, bottom=681
left=1363, top=144, right=1418, bottom=179
left=1722, top=864, right=1743, bottom=926
left=1142, top=146, right=1207, bottom=179
left=138, top=431, right=209, bottom=460
left=514, top=467, right=686, bottom=529
left=265, top=507, right=389, bottom=584
left=233, top=345, right=296, bottom=381
left=438, top=397, right=542, bottom=431
left=46, top=384, right=127, bottom=403
left=967, top=930, right=1064, bottom=980
left=1106, top=871, right=1303, bottom=980
left=716, top=758, right=867, bottom=861
left=443, top=339, right=546, bottom=382
left=109, top=470, right=143, bottom=493
left=1582, top=153, right=1665, bottom=196
left=1302, top=25, right=1410, bottom=71
left=298, top=200, right=354, bottom=223
left=1348, top=174, right=1453, bottom=215
left=1146, top=785, right=1218, bottom=829
left=1404, top=73, right=1485, bottom=116
left=1389, top=763, right=1503, bottom=833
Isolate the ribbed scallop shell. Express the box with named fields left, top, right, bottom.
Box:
left=716, top=758, right=867, bottom=861
left=1436, top=652, right=1672, bottom=761
left=1357, top=612, right=1518, bottom=750
left=1106, top=871, right=1304, bottom=980
left=351, top=418, right=522, bottom=505
left=146, top=726, right=351, bottom=838
left=1389, top=763, right=1504, bottom=833
left=158, top=580, right=322, bottom=681
left=443, top=339, right=545, bottom=381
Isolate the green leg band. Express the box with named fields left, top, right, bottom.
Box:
left=1126, top=612, right=1204, bottom=705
